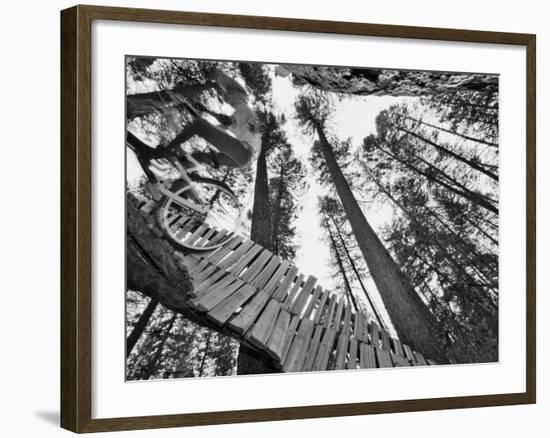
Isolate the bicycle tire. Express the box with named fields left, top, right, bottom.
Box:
left=156, top=175, right=243, bottom=251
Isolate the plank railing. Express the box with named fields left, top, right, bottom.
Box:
left=130, top=193, right=437, bottom=372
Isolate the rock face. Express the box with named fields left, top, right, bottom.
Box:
left=278, top=64, right=498, bottom=97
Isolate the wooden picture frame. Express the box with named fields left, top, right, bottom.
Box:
left=60, top=4, right=536, bottom=433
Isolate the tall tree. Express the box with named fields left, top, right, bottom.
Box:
left=295, top=92, right=447, bottom=363
left=349, top=103, right=498, bottom=362
left=318, top=197, right=358, bottom=311
left=366, top=112, right=499, bottom=215
left=126, top=297, right=158, bottom=357
left=318, top=196, right=386, bottom=328
left=268, top=145, right=307, bottom=259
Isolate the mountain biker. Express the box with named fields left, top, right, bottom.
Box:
left=127, top=67, right=261, bottom=172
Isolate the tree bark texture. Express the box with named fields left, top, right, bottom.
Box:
left=126, top=298, right=158, bottom=357
left=236, top=143, right=280, bottom=375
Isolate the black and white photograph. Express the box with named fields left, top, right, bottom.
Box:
left=125, top=56, right=499, bottom=380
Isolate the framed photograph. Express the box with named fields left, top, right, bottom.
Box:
left=60, top=4, right=536, bottom=433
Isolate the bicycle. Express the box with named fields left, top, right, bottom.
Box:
left=126, top=126, right=246, bottom=252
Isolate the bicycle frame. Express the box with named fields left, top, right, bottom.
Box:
left=126, top=130, right=207, bottom=214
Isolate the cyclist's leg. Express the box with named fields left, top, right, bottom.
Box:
left=190, top=119, right=253, bottom=168
left=161, top=121, right=203, bottom=157
left=189, top=150, right=243, bottom=169
left=162, top=118, right=253, bottom=168
left=127, top=81, right=218, bottom=120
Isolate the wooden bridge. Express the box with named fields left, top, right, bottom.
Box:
left=128, top=193, right=437, bottom=373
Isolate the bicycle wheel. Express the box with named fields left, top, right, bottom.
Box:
left=157, top=176, right=244, bottom=251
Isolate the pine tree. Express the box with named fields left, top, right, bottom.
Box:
left=295, top=91, right=447, bottom=363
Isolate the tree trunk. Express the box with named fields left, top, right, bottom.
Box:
left=198, top=331, right=212, bottom=377
left=328, top=213, right=385, bottom=328
left=127, top=298, right=158, bottom=357
left=270, top=166, right=286, bottom=255
left=323, top=215, right=358, bottom=312
left=377, top=143, right=498, bottom=215
left=249, top=144, right=273, bottom=250
left=236, top=143, right=280, bottom=375
left=361, top=164, right=497, bottom=284
left=284, top=65, right=498, bottom=97
left=405, top=116, right=498, bottom=148
left=314, top=122, right=448, bottom=363
left=396, top=125, right=498, bottom=181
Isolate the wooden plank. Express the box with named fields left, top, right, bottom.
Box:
left=165, top=206, right=182, bottom=220
left=348, top=337, right=358, bottom=370
left=186, top=257, right=209, bottom=276
left=240, top=250, right=273, bottom=283
left=193, top=227, right=218, bottom=248
left=217, top=239, right=255, bottom=270
left=356, top=312, right=369, bottom=343
left=370, top=322, right=381, bottom=347
left=381, top=329, right=391, bottom=350
left=391, top=352, right=411, bottom=367
left=313, top=327, right=337, bottom=371
left=376, top=347, right=393, bottom=368
left=334, top=306, right=352, bottom=369
left=164, top=209, right=179, bottom=223
left=204, top=228, right=229, bottom=246
left=302, top=325, right=324, bottom=372
left=289, top=275, right=317, bottom=316
left=392, top=338, right=405, bottom=357
left=227, top=244, right=264, bottom=277
left=206, top=235, right=243, bottom=265
left=331, top=298, right=345, bottom=330
left=312, top=287, right=330, bottom=324
left=265, top=309, right=291, bottom=362
left=250, top=255, right=281, bottom=289
left=322, top=295, right=337, bottom=328
left=191, top=277, right=244, bottom=312
left=414, top=351, right=428, bottom=366
left=183, top=222, right=209, bottom=246
left=248, top=299, right=281, bottom=348
left=303, top=285, right=323, bottom=320
left=282, top=273, right=304, bottom=309
left=168, top=215, right=188, bottom=233
left=352, top=312, right=362, bottom=341
left=197, top=273, right=236, bottom=299
left=228, top=289, right=270, bottom=334
left=403, top=343, right=415, bottom=363
left=192, top=264, right=217, bottom=286
left=263, top=260, right=289, bottom=296
left=280, top=315, right=300, bottom=365
left=193, top=269, right=226, bottom=296
left=283, top=318, right=315, bottom=372
left=334, top=328, right=350, bottom=370
left=342, top=304, right=352, bottom=333
left=174, top=217, right=199, bottom=239
left=272, top=265, right=298, bottom=301
left=359, top=342, right=377, bottom=369
left=207, top=284, right=257, bottom=325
